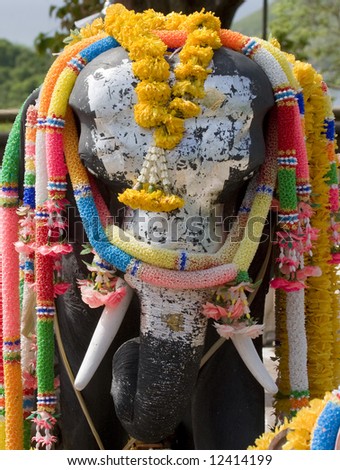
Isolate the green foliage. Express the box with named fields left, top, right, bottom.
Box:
left=0, top=40, right=53, bottom=109
left=35, top=0, right=105, bottom=54
left=270, top=0, right=340, bottom=86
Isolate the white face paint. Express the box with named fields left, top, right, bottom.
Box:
left=127, top=276, right=209, bottom=348
left=71, top=47, right=271, bottom=253
left=85, top=58, right=254, bottom=188
left=86, top=58, right=144, bottom=176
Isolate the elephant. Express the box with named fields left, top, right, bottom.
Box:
left=9, top=6, right=287, bottom=451
left=48, top=42, right=276, bottom=450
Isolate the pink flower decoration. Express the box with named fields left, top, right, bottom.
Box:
left=235, top=323, right=264, bottom=339
left=44, top=199, right=66, bottom=214
left=214, top=322, right=264, bottom=340
left=19, top=216, right=35, bottom=229
left=32, top=416, right=56, bottom=430
left=228, top=298, right=245, bottom=320
left=214, top=323, right=235, bottom=339
left=79, top=287, right=105, bottom=308
left=276, top=256, right=299, bottom=268
left=22, top=371, right=37, bottom=390
left=32, top=434, right=57, bottom=450
left=329, top=187, right=339, bottom=213
left=54, top=282, right=71, bottom=297
left=102, top=287, right=127, bottom=307
left=296, top=265, right=322, bottom=281
left=36, top=245, right=55, bottom=256
left=79, top=284, right=126, bottom=309
left=37, top=243, right=73, bottom=256
left=279, top=264, right=292, bottom=275
left=308, top=227, right=319, bottom=241
left=51, top=243, right=73, bottom=255
left=44, top=200, right=59, bottom=213
left=330, top=253, right=340, bottom=264
left=298, top=201, right=314, bottom=219
left=202, top=302, right=228, bottom=320
left=229, top=282, right=254, bottom=294
left=14, top=240, right=35, bottom=255
left=270, top=278, right=306, bottom=292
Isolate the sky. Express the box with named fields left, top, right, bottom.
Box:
left=0, top=1, right=269, bottom=48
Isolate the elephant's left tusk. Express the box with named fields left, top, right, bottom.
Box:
left=231, top=335, right=278, bottom=394
left=74, top=279, right=133, bottom=391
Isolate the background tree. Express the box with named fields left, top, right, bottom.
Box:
left=35, top=0, right=244, bottom=54
left=270, top=0, right=340, bottom=86
left=0, top=40, right=53, bottom=109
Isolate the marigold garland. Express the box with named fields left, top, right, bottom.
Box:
left=104, top=5, right=221, bottom=210
left=292, top=60, right=338, bottom=397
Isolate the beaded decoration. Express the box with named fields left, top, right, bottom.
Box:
left=0, top=108, right=24, bottom=449
left=0, top=3, right=339, bottom=450
left=0, top=184, right=5, bottom=450
left=20, top=105, right=38, bottom=449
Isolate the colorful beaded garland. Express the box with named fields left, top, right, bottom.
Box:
left=44, top=26, right=305, bottom=281
left=0, top=108, right=24, bottom=449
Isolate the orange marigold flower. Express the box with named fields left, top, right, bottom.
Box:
left=175, top=63, right=210, bottom=81
left=162, top=114, right=185, bottom=136
left=186, top=28, right=222, bottom=49
left=172, top=80, right=206, bottom=99
left=132, top=57, right=170, bottom=82
left=179, top=45, right=214, bottom=67
left=182, top=10, right=221, bottom=33
left=169, top=98, right=200, bottom=119
left=134, top=103, right=166, bottom=128
left=129, top=36, right=167, bottom=61
left=154, top=125, right=183, bottom=150
left=135, top=81, right=171, bottom=104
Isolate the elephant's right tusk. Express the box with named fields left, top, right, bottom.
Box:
left=231, top=335, right=278, bottom=394
left=74, top=279, right=133, bottom=391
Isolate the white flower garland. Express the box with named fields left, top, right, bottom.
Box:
left=286, top=290, right=309, bottom=392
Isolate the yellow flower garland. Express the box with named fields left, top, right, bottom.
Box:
left=293, top=60, right=337, bottom=397
left=117, top=188, right=185, bottom=213
left=103, top=5, right=222, bottom=212
left=104, top=5, right=221, bottom=150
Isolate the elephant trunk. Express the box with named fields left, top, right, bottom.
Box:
left=111, top=276, right=209, bottom=443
